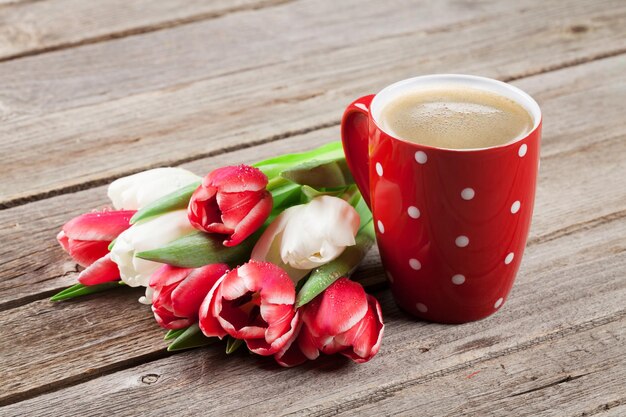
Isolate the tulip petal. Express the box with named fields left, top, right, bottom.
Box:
left=152, top=303, right=193, bottom=330
left=149, top=265, right=191, bottom=288
left=56, top=230, right=70, bottom=253
left=68, top=239, right=111, bottom=267
left=206, top=165, right=268, bottom=193
left=110, top=210, right=195, bottom=287
left=77, top=254, right=120, bottom=285
left=108, top=167, right=200, bottom=210
left=338, top=295, right=384, bottom=363
left=63, top=210, right=135, bottom=241
left=224, top=191, right=273, bottom=247
left=251, top=209, right=292, bottom=263
left=187, top=185, right=222, bottom=231
left=219, top=268, right=252, bottom=301
left=217, top=191, right=263, bottom=228
left=171, top=264, right=229, bottom=318
left=274, top=320, right=309, bottom=367
left=198, top=275, right=228, bottom=339
left=261, top=303, right=294, bottom=344
left=297, top=323, right=321, bottom=361
left=279, top=196, right=359, bottom=270
left=241, top=261, right=295, bottom=305
left=246, top=311, right=300, bottom=356
left=302, top=278, right=368, bottom=336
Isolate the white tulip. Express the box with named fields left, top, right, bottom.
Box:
left=108, top=167, right=200, bottom=210
left=110, top=210, right=195, bottom=303
left=251, top=196, right=360, bottom=282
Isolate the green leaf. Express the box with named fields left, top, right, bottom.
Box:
left=295, top=220, right=375, bottom=308
left=107, top=238, right=117, bottom=251
left=354, top=194, right=373, bottom=230
left=225, top=336, right=244, bottom=354
left=270, top=182, right=302, bottom=210
left=164, top=328, right=187, bottom=341
left=136, top=229, right=263, bottom=268
left=280, top=157, right=353, bottom=188
left=253, top=141, right=344, bottom=179
left=167, top=323, right=215, bottom=351
left=50, top=281, right=124, bottom=302
left=130, top=181, right=201, bottom=224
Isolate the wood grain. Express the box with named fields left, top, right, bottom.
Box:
left=0, top=0, right=625, bottom=414
left=1, top=212, right=623, bottom=412
left=344, top=319, right=626, bottom=417
left=1, top=55, right=624, bottom=307
left=0, top=0, right=286, bottom=61
left=0, top=0, right=528, bottom=120
left=1, top=0, right=624, bottom=206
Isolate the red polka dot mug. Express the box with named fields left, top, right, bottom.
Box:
left=341, top=75, right=542, bottom=323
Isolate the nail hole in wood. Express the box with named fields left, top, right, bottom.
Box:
left=141, top=374, right=160, bottom=384
left=570, top=24, right=588, bottom=34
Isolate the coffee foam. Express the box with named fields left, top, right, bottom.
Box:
left=379, top=86, right=534, bottom=150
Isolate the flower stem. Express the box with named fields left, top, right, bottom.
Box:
left=266, top=176, right=290, bottom=192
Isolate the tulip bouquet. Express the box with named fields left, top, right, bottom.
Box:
left=52, top=142, right=384, bottom=367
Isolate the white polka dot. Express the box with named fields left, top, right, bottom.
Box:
left=386, top=272, right=394, bottom=284
left=455, top=235, right=469, bottom=247
left=452, top=274, right=465, bottom=285
left=407, top=206, right=420, bottom=219
left=409, top=259, right=421, bottom=270
left=494, top=298, right=504, bottom=309
left=505, top=252, right=514, bottom=265
left=416, top=303, right=428, bottom=313
left=377, top=220, right=385, bottom=234
left=375, top=162, right=383, bottom=177
left=511, top=201, right=521, bottom=214
left=414, top=151, right=428, bottom=164
left=461, top=188, right=475, bottom=200
left=518, top=144, right=528, bottom=157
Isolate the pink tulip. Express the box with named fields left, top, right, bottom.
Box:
left=187, top=165, right=273, bottom=247
left=56, top=210, right=135, bottom=285
left=149, top=264, right=230, bottom=330
left=199, top=260, right=299, bottom=356
left=275, top=278, right=384, bottom=367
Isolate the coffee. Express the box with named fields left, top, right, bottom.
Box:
left=379, top=86, right=534, bottom=149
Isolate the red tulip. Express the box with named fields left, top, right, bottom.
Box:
left=56, top=210, right=135, bottom=285
left=199, top=260, right=299, bottom=356
left=275, top=278, right=384, bottom=367
left=149, top=264, right=229, bottom=330
left=187, top=165, right=273, bottom=247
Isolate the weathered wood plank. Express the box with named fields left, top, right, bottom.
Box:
left=0, top=0, right=283, bottom=61
left=343, top=319, right=626, bottom=417
left=1, top=0, right=624, bottom=206
left=0, top=0, right=532, bottom=120
left=1, top=55, right=624, bottom=306
left=1, top=212, right=623, bottom=412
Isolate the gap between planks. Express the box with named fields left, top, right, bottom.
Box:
left=1, top=0, right=624, bottom=207
left=0, top=347, right=172, bottom=407
left=1, top=48, right=625, bottom=212
left=0, top=0, right=294, bottom=64
left=302, top=310, right=626, bottom=417
left=3, top=304, right=623, bottom=411
left=3, top=200, right=624, bottom=314
left=1, top=196, right=624, bottom=408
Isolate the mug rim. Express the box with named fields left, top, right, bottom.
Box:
left=369, top=74, right=542, bottom=153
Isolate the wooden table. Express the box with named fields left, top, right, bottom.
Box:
left=1, top=0, right=624, bottom=415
